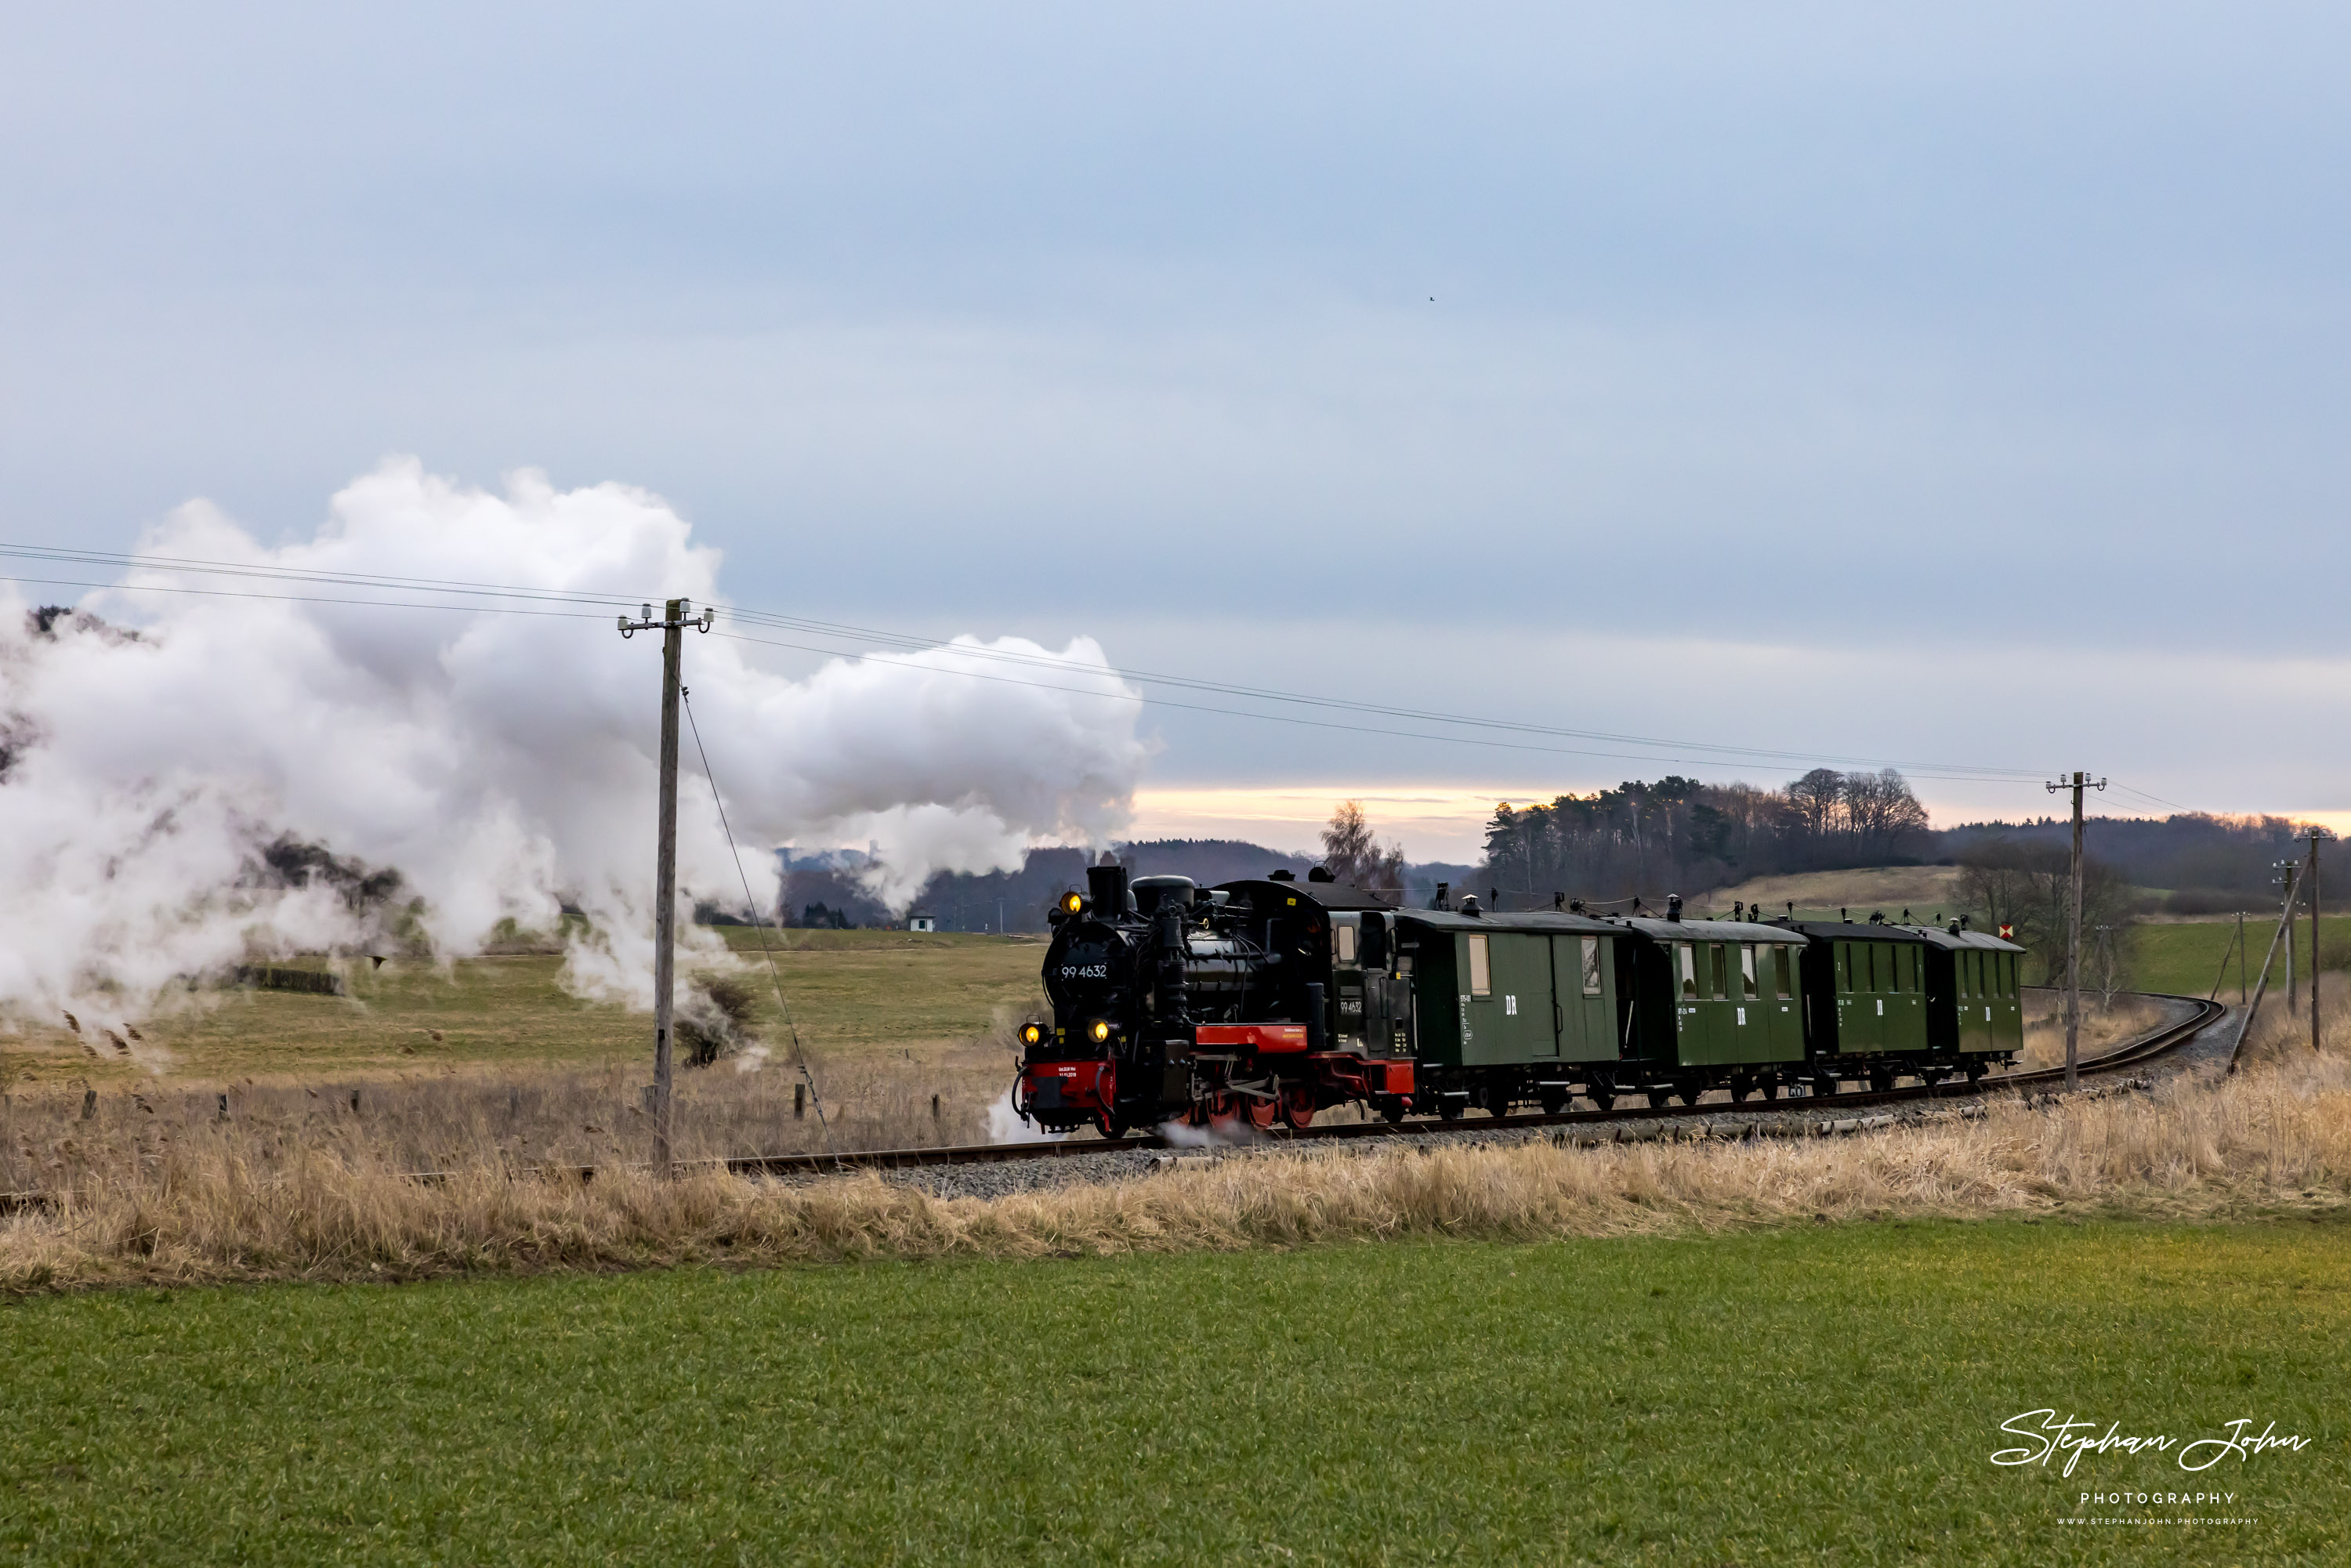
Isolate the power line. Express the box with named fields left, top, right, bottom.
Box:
left=2, top=541, right=2052, bottom=778
left=1, top=543, right=2204, bottom=806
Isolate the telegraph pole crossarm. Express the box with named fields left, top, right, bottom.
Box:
left=618, top=596, right=715, bottom=1178
left=2045, top=771, right=2106, bottom=1092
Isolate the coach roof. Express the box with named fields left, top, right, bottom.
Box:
left=1617, top=917, right=1808, bottom=944
left=1396, top=909, right=1621, bottom=936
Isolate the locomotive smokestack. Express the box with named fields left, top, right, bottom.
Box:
left=1087, top=862, right=1130, bottom=916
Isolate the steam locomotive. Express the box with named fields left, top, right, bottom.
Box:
left=1010, top=862, right=2027, bottom=1135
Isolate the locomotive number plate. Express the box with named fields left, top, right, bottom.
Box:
left=1059, top=964, right=1109, bottom=980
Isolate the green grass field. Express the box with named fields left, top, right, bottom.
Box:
left=2129, top=915, right=2351, bottom=1000
left=2, top=929, right=1044, bottom=1088
left=4, top=1220, right=2341, bottom=1565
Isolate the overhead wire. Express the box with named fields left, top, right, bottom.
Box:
left=1, top=540, right=2197, bottom=807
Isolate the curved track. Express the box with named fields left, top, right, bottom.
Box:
left=728, top=990, right=2228, bottom=1178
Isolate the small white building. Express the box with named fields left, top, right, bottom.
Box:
left=907, top=912, right=937, bottom=932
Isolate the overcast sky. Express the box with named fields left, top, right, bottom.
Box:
left=6, top=3, right=2349, bottom=859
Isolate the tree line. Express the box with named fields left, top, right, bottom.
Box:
left=1478, top=768, right=1932, bottom=908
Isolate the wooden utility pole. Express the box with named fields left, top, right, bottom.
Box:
left=2313, top=831, right=2327, bottom=1053
left=620, top=596, right=712, bottom=1177
left=2239, top=910, right=2247, bottom=1005
left=2229, top=864, right=2302, bottom=1074
left=2045, top=771, right=2105, bottom=1092
left=2273, top=859, right=2299, bottom=1011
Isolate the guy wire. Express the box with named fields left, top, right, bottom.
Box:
left=679, top=686, right=835, bottom=1157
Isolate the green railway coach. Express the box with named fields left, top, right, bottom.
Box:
left=1613, top=910, right=1810, bottom=1104
left=1389, top=909, right=1627, bottom=1115
left=1777, top=919, right=1933, bottom=1092
left=1906, top=923, right=2027, bottom=1074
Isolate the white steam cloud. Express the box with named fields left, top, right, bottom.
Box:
left=0, top=458, right=1144, bottom=1023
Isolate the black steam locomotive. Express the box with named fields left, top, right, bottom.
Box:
left=1010, top=860, right=2027, bottom=1134
left=1012, top=863, right=1414, bottom=1135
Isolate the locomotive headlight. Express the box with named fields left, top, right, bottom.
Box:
left=1061, top=892, right=1086, bottom=915
left=1019, top=1022, right=1043, bottom=1047
left=1089, top=1019, right=1112, bottom=1043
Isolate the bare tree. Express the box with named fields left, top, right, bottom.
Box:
left=1842, top=768, right=1931, bottom=861
left=1324, top=799, right=1406, bottom=901
left=1957, top=838, right=2135, bottom=988
left=1786, top=768, right=1844, bottom=838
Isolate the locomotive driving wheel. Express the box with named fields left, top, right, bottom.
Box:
left=1244, top=1088, right=1281, bottom=1131
left=1204, top=1088, right=1244, bottom=1137
left=1279, top=1083, right=1316, bottom=1129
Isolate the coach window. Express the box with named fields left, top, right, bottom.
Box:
left=1867, top=943, right=1881, bottom=993
left=1709, top=943, right=1730, bottom=1000
left=1466, top=934, right=1491, bottom=998
left=1836, top=943, right=1853, bottom=992
left=1741, top=943, right=1759, bottom=998
left=1773, top=946, right=1796, bottom=999
left=1900, top=946, right=1916, bottom=993
left=1580, top=936, right=1603, bottom=996
left=1679, top=943, right=1698, bottom=998
left=1335, top=923, right=1357, bottom=965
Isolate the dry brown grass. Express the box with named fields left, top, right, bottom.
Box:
left=5, top=1027, right=2351, bottom=1294
left=2017, top=987, right=2173, bottom=1069
left=0, top=1013, right=1031, bottom=1202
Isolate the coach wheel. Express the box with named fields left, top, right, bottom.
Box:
left=1380, top=1097, right=1407, bottom=1125
left=1966, top=1062, right=1987, bottom=1085
left=1587, top=1085, right=1615, bottom=1112
left=1539, top=1089, right=1567, bottom=1116
left=1868, top=1068, right=1895, bottom=1094
left=1728, top=1077, right=1751, bottom=1105
left=1676, top=1083, right=1701, bottom=1107
left=1438, top=1096, right=1464, bottom=1121
left=1761, top=1077, right=1780, bottom=1101
left=1646, top=1088, right=1672, bottom=1110
left=1812, top=1074, right=1838, bottom=1099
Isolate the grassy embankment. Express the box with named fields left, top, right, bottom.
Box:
left=0, top=928, right=1049, bottom=1171
left=2, top=1221, right=2341, bottom=1563
left=5, top=1009, right=2350, bottom=1291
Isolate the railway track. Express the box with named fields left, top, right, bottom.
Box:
left=723, top=990, right=2229, bottom=1179
left=0, top=993, right=2226, bottom=1211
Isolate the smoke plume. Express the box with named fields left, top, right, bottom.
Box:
left=0, top=458, right=1144, bottom=1024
